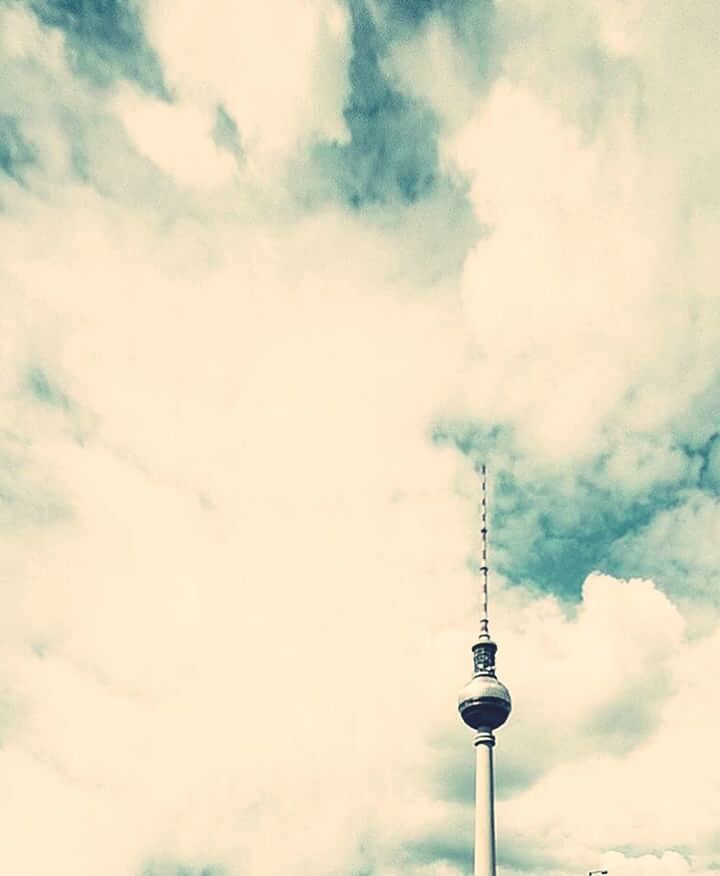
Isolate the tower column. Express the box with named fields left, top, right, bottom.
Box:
left=473, top=729, right=497, bottom=876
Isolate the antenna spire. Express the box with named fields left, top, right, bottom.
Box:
left=479, top=463, right=490, bottom=641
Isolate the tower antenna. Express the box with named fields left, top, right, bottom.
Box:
left=479, top=463, right=490, bottom=641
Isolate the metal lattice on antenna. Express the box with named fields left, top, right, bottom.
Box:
left=479, top=463, right=490, bottom=641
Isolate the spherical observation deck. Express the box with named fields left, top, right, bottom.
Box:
left=458, top=632, right=512, bottom=731
left=458, top=668, right=512, bottom=732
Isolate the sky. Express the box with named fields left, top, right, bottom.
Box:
left=1, top=1, right=719, bottom=875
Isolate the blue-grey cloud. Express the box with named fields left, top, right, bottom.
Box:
left=581, top=672, right=672, bottom=756
left=405, top=832, right=471, bottom=869
left=0, top=433, right=71, bottom=528
left=29, top=0, right=167, bottom=94
left=24, top=365, right=70, bottom=410
left=380, top=0, right=498, bottom=83
left=697, top=433, right=720, bottom=492
left=498, top=832, right=565, bottom=873
left=609, top=490, right=720, bottom=611
left=312, top=0, right=439, bottom=207
left=428, top=727, right=542, bottom=807
left=211, top=105, right=243, bottom=165
left=430, top=420, right=719, bottom=606
left=0, top=8, right=185, bottom=208
left=140, top=862, right=224, bottom=876
left=379, top=0, right=456, bottom=30
left=0, top=114, right=36, bottom=181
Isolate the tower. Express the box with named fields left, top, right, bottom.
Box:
left=458, top=464, right=512, bottom=876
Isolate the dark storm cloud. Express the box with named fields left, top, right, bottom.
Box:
left=0, top=115, right=36, bottom=182
left=29, top=0, right=167, bottom=94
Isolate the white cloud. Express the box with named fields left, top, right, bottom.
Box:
left=0, top=168, right=473, bottom=874
left=432, top=0, right=720, bottom=460
left=611, top=491, right=720, bottom=620
left=114, top=87, right=237, bottom=189
left=143, top=0, right=351, bottom=179
left=445, top=80, right=673, bottom=457
left=497, top=575, right=720, bottom=864
left=601, top=851, right=696, bottom=876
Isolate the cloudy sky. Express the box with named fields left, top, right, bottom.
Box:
left=1, top=1, right=720, bottom=875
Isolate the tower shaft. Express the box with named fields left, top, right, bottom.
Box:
left=473, top=730, right=497, bottom=876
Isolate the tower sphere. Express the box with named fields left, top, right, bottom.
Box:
left=458, top=673, right=512, bottom=731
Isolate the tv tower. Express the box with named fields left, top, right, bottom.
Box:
left=458, top=464, right=512, bottom=876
